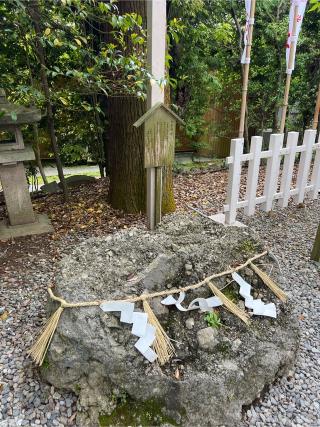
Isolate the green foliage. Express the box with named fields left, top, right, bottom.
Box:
left=0, top=0, right=149, bottom=166
left=169, top=0, right=320, bottom=143
left=204, top=310, right=222, bottom=329
left=309, top=0, right=320, bottom=13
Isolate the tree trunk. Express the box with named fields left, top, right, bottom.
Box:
left=105, top=1, right=146, bottom=212
left=27, top=0, right=68, bottom=199
left=106, top=0, right=175, bottom=214
left=22, top=29, right=48, bottom=186
left=108, top=96, right=146, bottom=212
left=32, top=123, right=48, bottom=185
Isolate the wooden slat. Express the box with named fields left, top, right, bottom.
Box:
left=262, top=133, right=284, bottom=212
left=225, top=138, right=244, bottom=224
left=245, top=136, right=262, bottom=216
left=279, top=131, right=299, bottom=208
left=294, top=129, right=317, bottom=204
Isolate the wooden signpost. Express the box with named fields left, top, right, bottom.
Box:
left=134, top=103, right=183, bottom=229
left=134, top=0, right=183, bottom=230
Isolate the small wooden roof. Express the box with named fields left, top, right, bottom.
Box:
left=133, top=102, right=184, bottom=128
left=0, top=89, right=41, bottom=126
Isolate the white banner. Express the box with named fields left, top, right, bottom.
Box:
left=286, top=0, right=308, bottom=74
left=241, top=0, right=253, bottom=64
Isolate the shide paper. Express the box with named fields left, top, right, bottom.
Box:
left=161, top=292, right=223, bottom=312
left=100, top=301, right=157, bottom=363
left=232, top=272, right=277, bottom=318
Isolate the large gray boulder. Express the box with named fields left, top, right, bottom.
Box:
left=41, top=215, right=299, bottom=426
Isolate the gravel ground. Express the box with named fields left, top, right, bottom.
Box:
left=0, top=196, right=319, bottom=427
left=239, top=199, right=320, bottom=427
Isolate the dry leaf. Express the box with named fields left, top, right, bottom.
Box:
left=0, top=311, right=9, bottom=321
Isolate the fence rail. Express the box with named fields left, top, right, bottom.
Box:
left=223, top=129, right=319, bottom=224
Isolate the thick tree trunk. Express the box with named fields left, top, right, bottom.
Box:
left=107, top=0, right=175, bottom=214
left=108, top=96, right=146, bottom=211
left=106, top=1, right=147, bottom=213
left=27, top=0, right=68, bottom=199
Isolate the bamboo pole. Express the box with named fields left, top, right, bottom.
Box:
left=312, top=83, right=320, bottom=130
left=279, top=5, right=299, bottom=134
left=239, top=0, right=256, bottom=139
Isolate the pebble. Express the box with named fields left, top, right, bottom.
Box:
left=185, top=317, right=195, bottom=330
left=240, top=200, right=320, bottom=426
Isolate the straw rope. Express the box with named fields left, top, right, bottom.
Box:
left=249, top=262, right=287, bottom=302
left=207, top=281, right=250, bottom=325
left=29, top=250, right=275, bottom=365
left=143, top=299, right=176, bottom=365
left=45, top=250, right=268, bottom=309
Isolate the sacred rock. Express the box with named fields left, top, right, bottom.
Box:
left=41, top=214, right=299, bottom=426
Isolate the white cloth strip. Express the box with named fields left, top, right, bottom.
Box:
left=285, top=0, right=307, bottom=72
left=231, top=272, right=277, bottom=318
left=100, top=301, right=157, bottom=362
left=161, top=292, right=222, bottom=312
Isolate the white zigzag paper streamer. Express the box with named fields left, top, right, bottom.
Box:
left=231, top=272, right=277, bottom=318
left=100, top=301, right=158, bottom=363
left=161, top=292, right=222, bottom=312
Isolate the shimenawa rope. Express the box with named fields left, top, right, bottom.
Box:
left=28, top=251, right=286, bottom=366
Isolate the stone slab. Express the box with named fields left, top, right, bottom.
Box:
left=210, top=213, right=246, bottom=228
left=0, top=162, right=35, bottom=225
left=41, top=181, right=60, bottom=194
left=0, top=214, right=54, bottom=240
left=0, top=144, right=35, bottom=163
left=58, top=174, right=96, bottom=188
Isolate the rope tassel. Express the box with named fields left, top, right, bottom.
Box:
left=250, top=263, right=287, bottom=302
left=28, top=306, right=64, bottom=366
left=143, top=300, right=176, bottom=365
left=207, top=281, right=250, bottom=325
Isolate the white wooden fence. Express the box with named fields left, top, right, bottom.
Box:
left=223, top=129, right=319, bottom=225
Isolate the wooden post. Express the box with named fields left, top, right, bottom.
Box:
left=279, top=5, right=299, bottom=134
left=225, top=138, right=244, bottom=225
left=311, top=223, right=320, bottom=262
left=312, top=83, right=320, bottom=130
left=239, top=0, right=256, bottom=139
left=146, top=0, right=166, bottom=230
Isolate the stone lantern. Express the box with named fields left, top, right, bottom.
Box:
left=0, top=89, right=53, bottom=239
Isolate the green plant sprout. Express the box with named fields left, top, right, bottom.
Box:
left=204, top=311, right=222, bottom=328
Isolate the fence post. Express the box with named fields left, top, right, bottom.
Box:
left=244, top=136, right=262, bottom=216
left=262, top=133, right=284, bottom=212
left=279, top=131, right=299, bottom=208
left=294, top=129, right=317, bottom=204
left=225, top=138, right=244, bottom=225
